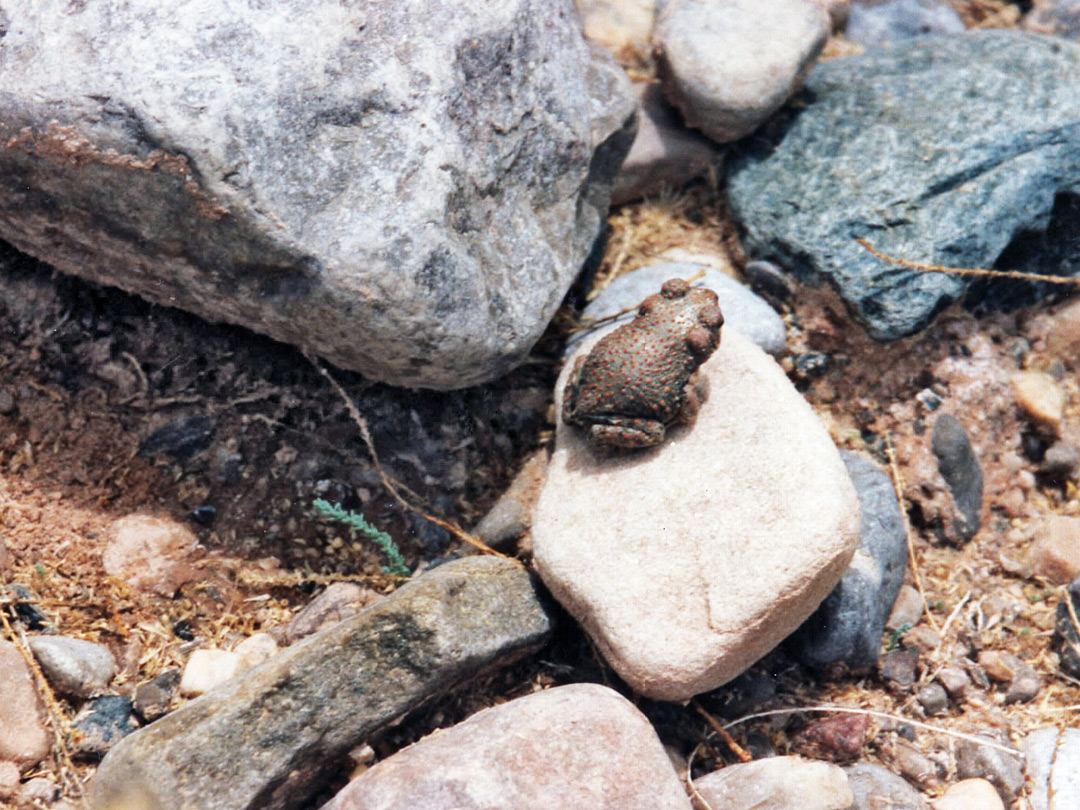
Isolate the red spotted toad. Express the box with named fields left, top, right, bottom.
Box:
left=562, top=278, right=724, bottom=448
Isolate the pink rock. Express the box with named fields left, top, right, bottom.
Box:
left=0, top=760, right=20, bottom=801
left=1028, top=514, right=1080, bottom=585
left=19, top=776, right=60, bottom=804
left=285, top=582, right=381, bottom=644
left=101, top=514, right=199, bottom=596
left=1029, top=297, right=1080, bottom=367
left=0, top=640, right=50, bottom=772
left=534, top=329, right=860, bottom=700
left=1023, top=0, right=1080, bottom=42
left=611, top=82, right=720, bottom=205
left=321, top=683, right=691, bottom=810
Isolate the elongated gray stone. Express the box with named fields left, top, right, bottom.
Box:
left=0, top=0, right=635, bottom=389
left=90, top=557, right=553, bottom=810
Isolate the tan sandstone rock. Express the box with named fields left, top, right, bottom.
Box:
left=534, top=328, right=860, bottom=700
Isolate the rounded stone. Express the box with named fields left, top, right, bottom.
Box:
left=656, top=0, right=829, bottom=143
left=27, top=635, right=116, bottom=698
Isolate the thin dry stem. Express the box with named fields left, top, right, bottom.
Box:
left=722, top=706, right=1022, bottom=757
left=885, top=433, right=942, bottom=633
left=692, top=700, right=753, bottom=763
left=856, top=239, right=1080, bottom=286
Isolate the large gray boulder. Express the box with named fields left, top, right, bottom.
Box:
left=728, top=31, right=1080, bottom=340
left=0, top=1, right=635, bottom=389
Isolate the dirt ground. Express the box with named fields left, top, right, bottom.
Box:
left=4, top=6, right=1080, bottom=804
left=2, top=180, right=1079, bottom=808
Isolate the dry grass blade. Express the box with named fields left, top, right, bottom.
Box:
left=722, top=706, right=1022, bottom=756
left=856, top=238, right=1080, bottom=286
left=0, top=585, right=89, bottom=807
left=885, top=433, right=941, bottom=633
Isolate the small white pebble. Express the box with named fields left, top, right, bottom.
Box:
left=1012, top=371, right=1066, bottom=432
left=180, top=649, right=241, bottom=696
left=932, top=778, right=1004, bottom=810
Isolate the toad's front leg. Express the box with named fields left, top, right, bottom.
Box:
left=588, top=416, right=667, bottom=448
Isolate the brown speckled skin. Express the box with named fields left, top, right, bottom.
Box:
left=562, top=278, right=724, bottom=448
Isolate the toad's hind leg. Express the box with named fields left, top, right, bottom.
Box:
left=561, top=356, right=586, bottom=424
left=677, top=371, right=710, bottom=425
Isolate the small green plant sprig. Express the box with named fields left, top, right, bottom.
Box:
left=311, top=499, right=410, bottom=577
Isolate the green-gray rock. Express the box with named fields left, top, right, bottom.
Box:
left=90, top=557, right=553, bottom=810
left=728, top=30, right=1080, bottom=340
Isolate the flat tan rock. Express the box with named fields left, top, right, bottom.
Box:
left=534, top=328, right=860, bottom=700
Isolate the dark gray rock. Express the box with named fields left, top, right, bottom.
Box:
left=955, top=734, right=1024, bottom=803
left=788, top=452, right=907, bottom=669
left=1024, top=727, right=1080, bottom=810
left=72, top=696, right=138, bottom=760
left=90, top=557, right=554, bottom=810
left=132, top=668, right=181, bottom=722
left=27, top=635, right=116, bottom=698
left=845, top=0, right=964, bottom=48
left=728, top=31, right=1080, bottom=340
left=1042, top=440, right=1080, bottom=480
left=744, top=259, right=795, bottom=307
left=931, top=414, right=983, bottom=543
left=844, top=762, right=927, bottom=810
left=0, top=1, right=635, bottom=390
left=880, top=647, right=919, bottom=690
left=1056, top=574, right=1080, bottom=678
left=915, top=682, right=947, bottom=716
left=138, top=414, right=216, bottom=461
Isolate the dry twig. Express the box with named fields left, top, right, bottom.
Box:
left=884, top=433, right=942, bottom=633
left=856, top=238, right=1080, bottom=286
left=692, top=700, right=753, bottom=763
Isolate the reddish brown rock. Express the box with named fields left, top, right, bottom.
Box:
left=797, top=714, right=870, bottom=761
